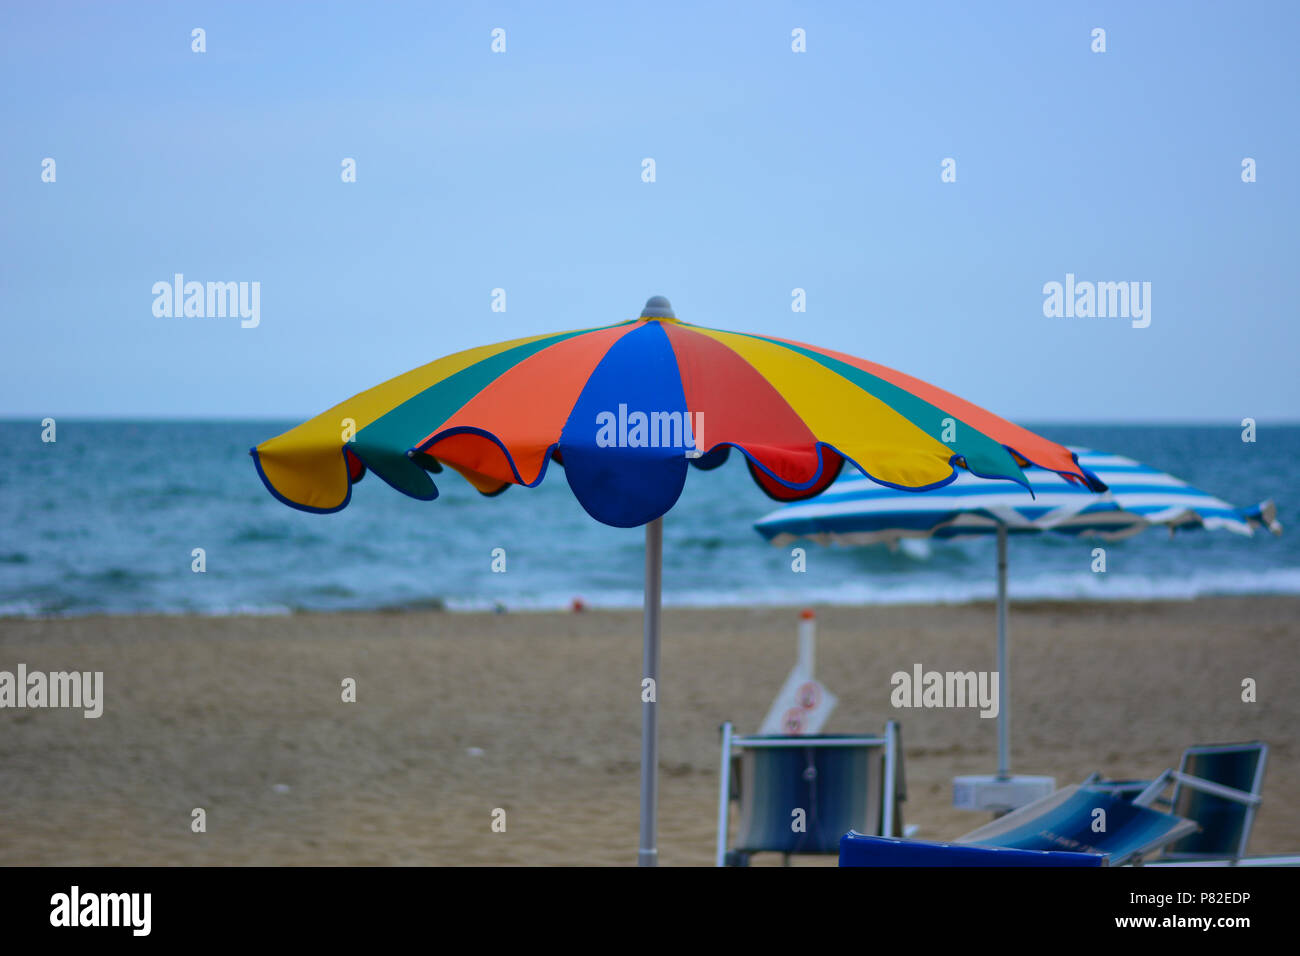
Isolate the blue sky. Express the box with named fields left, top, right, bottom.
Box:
left=2, top=1, right=1296, bottom=422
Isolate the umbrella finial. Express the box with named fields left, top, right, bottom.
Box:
left=640, top=295, right=676, bottom=319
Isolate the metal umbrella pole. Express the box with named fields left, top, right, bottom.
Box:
left=995, top=522, right=1010, bottom=779
left=638, top=516, right=664, bottom=865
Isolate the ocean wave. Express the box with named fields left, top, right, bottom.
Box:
left=443, top=567, right=1300, bottom=612
left=0, top=601, right=295, bottom=620
left=4, top=566, right=1298, bottom=619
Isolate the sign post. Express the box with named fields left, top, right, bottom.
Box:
left=759, top=610, right=836, bottom=735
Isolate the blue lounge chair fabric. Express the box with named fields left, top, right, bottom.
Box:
left=1090, top=742, right=1267, bottom=861
left=1082, top=777, right=1150, bottom=800
left=1166, top=744, right=1266, bottom=858
left=837, top=747, right=1270, bottom=868
left=716, top=722, right=903, bottom=865
left=955, top=785, right=1198, bottom=866
left=840, top=832, right=1105, bottom=867
left=734, top=737, right=879, bottom=855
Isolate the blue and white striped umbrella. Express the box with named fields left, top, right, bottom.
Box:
left=754, top=447, right=1280, bottom=781
left=755, top=448, right=1279, bottom=546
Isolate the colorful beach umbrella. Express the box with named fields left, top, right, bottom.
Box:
left=251, top=296, right=1105, bottom=865
left=754, top=448, right=1281, bottom=780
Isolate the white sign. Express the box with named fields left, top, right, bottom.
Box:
left=759, top=665, right=837, bottom=735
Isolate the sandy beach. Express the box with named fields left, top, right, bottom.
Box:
left=0, top=596, right=1296, bottom=866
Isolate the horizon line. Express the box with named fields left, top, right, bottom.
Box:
left=2, top=415, right=1297, bottom=428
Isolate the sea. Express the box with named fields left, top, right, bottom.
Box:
left=1, top=421, right=1296, bottom=618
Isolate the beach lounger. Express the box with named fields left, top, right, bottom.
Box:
left=716, top=721, right=904, bottom=866
left=956, top=784, right=1199, bottom=864
left=840, top=832, right=1106, bottom=866
left=1086, top=741, right=1267, bottom=863
left=840, top=784, right=1197, bottom=867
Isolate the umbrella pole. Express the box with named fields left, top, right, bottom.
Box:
left=638, top=516, right=663, bottom=866
left=996, top=523, right=1010, bottom=779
